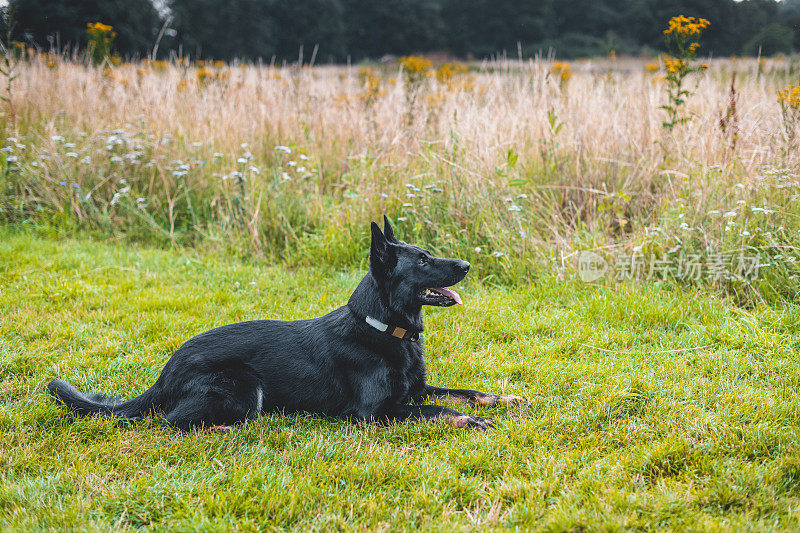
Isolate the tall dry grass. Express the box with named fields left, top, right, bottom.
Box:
left=1, top=54, right=799, bottom=301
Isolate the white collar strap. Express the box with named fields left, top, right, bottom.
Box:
left=362, top=314, right=419, bottom=341
left=365, top=315, right=389, bottom=332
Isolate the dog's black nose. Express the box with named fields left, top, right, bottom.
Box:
left=458, top=261, right=470, bottom=274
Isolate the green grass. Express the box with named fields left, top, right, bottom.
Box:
left=1, top=229, right=800, bottom=531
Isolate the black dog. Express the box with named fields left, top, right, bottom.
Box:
left=48, top=217, right=527, bottom=431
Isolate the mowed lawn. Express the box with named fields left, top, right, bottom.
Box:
left=1, top=230, right=799, bottom=531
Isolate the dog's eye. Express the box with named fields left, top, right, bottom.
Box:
left=418, top=256, right=428, bottom=266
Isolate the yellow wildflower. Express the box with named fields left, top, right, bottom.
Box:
left=435, top=62, right=468, bottom=84
left=664, top=15, right=710, bottom=37
left=399, top=55, right=432, bottom=74
left=551, top=61, right=572, bottom=83
left=778, top=85, right=800, bottom=109
left=664, top=57, right=685, bottom=73
left=86, top=22, right=113, bottom=34
left=358, top=67, right=385, bottom=105
left=196, top=67, right=214, bottom=85
left=645, top=62, right=659, bottom=73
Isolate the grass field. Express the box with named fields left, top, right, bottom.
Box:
left=2, top=229, right=799, bottom=530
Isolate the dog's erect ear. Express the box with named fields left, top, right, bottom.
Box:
left=370, top=221, right=396, bottom=275
left=383, top=215, right=398, bottom=243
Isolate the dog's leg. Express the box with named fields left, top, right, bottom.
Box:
left=381, top=404, right=496, bottom=431
left=163, top=385, right=263, bottom=432
left=424, top=385, right=529, bottom=408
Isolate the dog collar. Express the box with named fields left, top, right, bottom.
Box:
left=365, top=315, right=420, bottom=341
left=348, top=305, right=420, bottom=341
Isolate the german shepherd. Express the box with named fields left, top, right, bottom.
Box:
left=48, top=217, right=527, bottom=431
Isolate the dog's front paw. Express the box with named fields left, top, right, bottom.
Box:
left=497, top=394, right=530, bottom=407
left=478, top=394, right=530, bottom=408
left=206, top=425, right=235, bottom=433
left=449, top=414, right=496, bottom=431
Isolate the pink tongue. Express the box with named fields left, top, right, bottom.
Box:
left=432, top=287, right=462, bottom=305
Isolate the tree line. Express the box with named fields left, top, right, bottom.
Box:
left=6, top=0, right=800, bottom=62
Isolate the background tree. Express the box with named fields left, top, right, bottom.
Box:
left=442, top=0, right=551, bottom=58
left=341, top=0, right=446, bottom=61
left=4, top=0, right=799, bottom=61
left=8, top=0, right=161, bottom=57
left=167, top=0, right=277, bottom=61
left=271, top=0, right=346, bottom=63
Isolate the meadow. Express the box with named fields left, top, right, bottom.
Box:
left=1, top=17, right=800, bottom=529
left=1, top=49, right=799, bottom=301
left=1, top=231, right=799, bottom=530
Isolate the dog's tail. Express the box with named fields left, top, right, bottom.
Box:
left=46, top=378, right=160, bottom=420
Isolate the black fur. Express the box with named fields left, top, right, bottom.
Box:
left=47, top=217, right=527, bottom=431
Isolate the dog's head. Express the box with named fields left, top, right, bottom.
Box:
left=369, top=216, right=470, bottom=309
